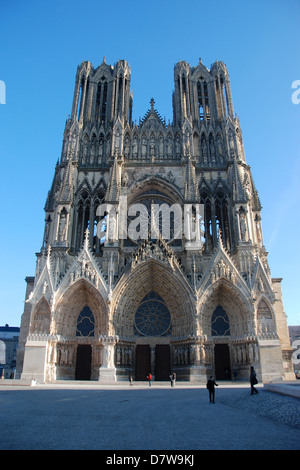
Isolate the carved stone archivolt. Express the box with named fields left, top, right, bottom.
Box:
left=53, top=279, right=108, bottom=337
left=112, top=259, right=195, bottom=339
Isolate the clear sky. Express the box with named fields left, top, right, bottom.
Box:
left=0, top=0, right=299, bottom=327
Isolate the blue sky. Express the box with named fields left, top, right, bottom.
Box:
left=0, top=0, right=299, bottom=327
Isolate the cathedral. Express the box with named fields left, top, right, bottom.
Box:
left=16, top=57, right=294, bottom=383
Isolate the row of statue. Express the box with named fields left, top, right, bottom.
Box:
left=62, top=131, right=229, bottom=164
left=46, top=340, right=259, bottom=369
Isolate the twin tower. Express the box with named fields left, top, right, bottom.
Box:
left=16, top=57, right=294, bottom=384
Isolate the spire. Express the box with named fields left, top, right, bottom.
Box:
left=83, top=227, right=90, bottom=251
left=105, top=151, right=121, bottom=203
left=44, top=161, right=60, bottom=211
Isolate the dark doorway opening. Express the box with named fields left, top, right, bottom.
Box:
left=75, top=344, right=92, bottom=380
left=135, top=345, right=151, bottom=381
left=214, top=343, right=231, bottom=380
left=155, top=344, right=170, bottom=381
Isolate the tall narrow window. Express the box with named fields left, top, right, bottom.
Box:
left=77, top=78, right=84, bottom=121
left=83, top=78, right=89, bottom=120
left=101, top=81, right=108, bottom=122
left=197, top=81, right=204, bottom=120
left=118, top=76, right=123, bottom=116
left=198, top=79, right=210, bottom=121
left=203, top=81, right=210, bottom=120
left=95, top=82, right=102, bottom=122
left=215, top=191, right=231, bottom=250
left=76, top=191, right=90, bottom=251
left=201, top=192, right=213, bottom=251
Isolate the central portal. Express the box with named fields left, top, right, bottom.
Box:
left=134, top=292, right=172, bottom=381
left=135, top=344, right=171, bottom=381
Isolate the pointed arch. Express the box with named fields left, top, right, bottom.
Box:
left=54, top=279, right=108, bottom=337
left=30, top=296, right=51, bottom=335
left=113, top=259, right=195, bottom=339
left=199, top=279, right=252, bottom=337
left=74, top=188, right=91, bottom=251
left=90, top=133, right=97, bottom=164
left=256, top=297, right=276, bottom=335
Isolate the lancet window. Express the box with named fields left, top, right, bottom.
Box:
left=215, top=190, right=231, bottom=250
left=197, top=78, right=210, bottom=121
left=95, top=77, right=108, bottom=124
left=200, top=190, right=232, bottom=251
left=73, top=189, right=105, bottom=253
left=77, top=77, right=84, bottom=121
left=75, top=190, right=90, bottom=251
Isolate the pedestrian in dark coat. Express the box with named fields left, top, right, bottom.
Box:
left=250, top=366, right=259, bottom=395
left=206, top=376, right=218, bottom=403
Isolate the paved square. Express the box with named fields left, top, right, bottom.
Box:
left=0, top=383, right=299, bottom=450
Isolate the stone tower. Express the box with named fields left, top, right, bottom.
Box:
left=16, top=57, right=294, bottom=383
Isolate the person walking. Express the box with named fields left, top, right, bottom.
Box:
left=147, top=372, right=152, bottom=387
left=128, top=374, right=133, bottom=386
left=250, top=366, right=259, bottom=395
left=206, top=376, right=218, bottom=403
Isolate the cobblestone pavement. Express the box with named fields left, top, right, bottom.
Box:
left=0, top=383, right=299, bottom=450
left=216, top=386, right=300, bottom=429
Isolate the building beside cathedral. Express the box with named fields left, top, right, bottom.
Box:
left=16, top=57, right=294, bottom=383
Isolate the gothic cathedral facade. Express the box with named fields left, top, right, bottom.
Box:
left=16, top=58, right=294, bottom=383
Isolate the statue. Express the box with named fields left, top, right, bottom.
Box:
left=239, top=213, right=247, bottom=241
left=58, top=211, right=67, bottom=241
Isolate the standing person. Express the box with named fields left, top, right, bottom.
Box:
left=250, top=366, right=259, bottom=395
left=172, top=372, right=176, bottom=387
left=206, top=376, right=218, bottom=403
left=128, top=374, right=133, bottom=386
left=170, top=372, right=176, bottom=387
left=147, top=372, right=152, bottom=387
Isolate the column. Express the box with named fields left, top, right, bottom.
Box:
left=98, top=336, right=118, bottom=382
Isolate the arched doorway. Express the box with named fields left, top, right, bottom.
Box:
left=134, top=292, right=171, bottom=381
left=75, top=306, right=95, bottom=380
left=155, top=344, right=170, bottom=380
left=135, top=345, right=151, bottom=381
left=212, top=305, right=231, bottom=379
left=214, top=344, right=231, bottom=380
left=75, top=344, right=92, bottom=380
